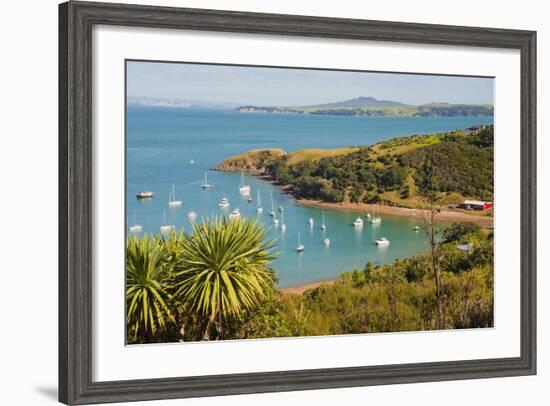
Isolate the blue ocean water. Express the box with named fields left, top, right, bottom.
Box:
left=126, top=107, right=493, bottom=287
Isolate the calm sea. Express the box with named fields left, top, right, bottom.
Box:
left=126, top=107, right=493, bottom=287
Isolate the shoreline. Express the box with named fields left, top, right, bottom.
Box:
left=279, top=278, right=339, bottom=295
left=213, top=168, right=493, bottom=228
left=295, top=199, right=494, bottom=227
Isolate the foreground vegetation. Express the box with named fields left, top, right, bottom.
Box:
left=218, top=125, right=494, bottom=209
left=127, top=219, right=493, bottom=343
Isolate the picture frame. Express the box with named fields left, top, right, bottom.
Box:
left=59, top=1, right=536, bottom=404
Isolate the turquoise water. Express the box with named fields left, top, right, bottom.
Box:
left=126, top=107, right=493, bottom=287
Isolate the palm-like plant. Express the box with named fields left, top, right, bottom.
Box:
left=175, top=217, right=277, bottom=339
left=126, top=234, right=176, bottom=342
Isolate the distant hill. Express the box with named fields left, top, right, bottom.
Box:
left=236, top=96, right=493, bottom=117
left=304, top=96, right=405, bottom=109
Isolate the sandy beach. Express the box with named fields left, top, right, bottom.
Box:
left=280, top=278, right=339, bottom=295
left=296, top=199, right=494, bottom=228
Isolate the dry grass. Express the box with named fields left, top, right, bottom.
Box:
left=287, top=147, right=361, bottom=164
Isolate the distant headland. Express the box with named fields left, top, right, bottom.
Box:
left=236, top=96, right=494, bottom=118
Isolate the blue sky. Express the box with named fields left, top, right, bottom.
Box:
left=127, top=61, right=494, bottom=106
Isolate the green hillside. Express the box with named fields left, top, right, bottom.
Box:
left=218, top=126, right=494, bottom=209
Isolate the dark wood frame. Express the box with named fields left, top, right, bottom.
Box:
left=59, top=1, right=537, bottom=404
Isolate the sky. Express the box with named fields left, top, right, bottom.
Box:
left=127, top=61, right=494, bottom=106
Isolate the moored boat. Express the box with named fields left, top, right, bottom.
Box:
left=239, top=170, right=250, bottom=195
left=296, top=232, right=305, bottom=252
left=218, top=197, right=230, bottom=208
left=168, top=184, right=182, bottom=208
left=136, top=184, right=153, bottom=199
left=375, top=237, right=390, bottom=246
left=201, top=171, right=213, bottom=189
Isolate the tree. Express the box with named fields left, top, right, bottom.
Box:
left=419, top=154, right=446, bottom=330
left=126, top=234, right=176, bottom=342
left=443, top=222, right=481, bottom=243
left=175, top=217, right=277, bottom=340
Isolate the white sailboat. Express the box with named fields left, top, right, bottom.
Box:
left=168, top=184, right=182, bottom=208
left=269, top=191, right=275, bottom=217
left=229, top=208, right=241, bottom=219
left=239, top=170, right=250, bottom=195
left=160, top=210, right=174, bottom=234
left=323, top=237, right=330, bottom=247
left=129, top=212, right=142, bottom=233
left=280, top=211, right=286, bottom=232
left=201, top=171, right=213, bottom=188
left=375, top=237, right=390, bottom=246
left=308, top=218, right=314, bottom=226
left=353, top=217, right=364, bottom=227
left=320, top=211, right=326, bottom=230
left=256, top=190, right=263, bottom=214
left=187, top=211, right=197, bottom=220
left=413, top=225, right=420, bottom=231
left=218, top=196, right=230, bottom=209
left=370, top=209, right=381, bottom=224
left=272, top=217, right=279, bottom=227
left=296, top=232, right=305, bottom=252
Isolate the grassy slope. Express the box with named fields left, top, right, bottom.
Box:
left=217, top=130, right=492, bottom=210
left=286, top=147, right=360, bottom=164
left=218, top=146, right=362, bottom=171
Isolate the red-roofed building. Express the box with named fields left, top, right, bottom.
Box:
left=458, top=200, right=493, bottom=211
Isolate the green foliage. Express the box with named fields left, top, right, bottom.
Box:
left=443, top=222, right=482, bottom=243
left=264, top=126, right=494, bottom=204
left=278, top=228, right=493, bottom=335
left=126, top=217, right=493, bottom=343
left=126, top=233, right=177, bottom=342
left=404, top=138, right=494, bottom=200
left=174, top=217, right=277, bottom=339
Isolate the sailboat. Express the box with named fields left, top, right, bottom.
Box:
left=239, top=170, right=250, bottom=195
left=129, top=212, right=142, bottom=233
left=269, top=191, right=275, bottom=217
left=413, top=225, right=420, bottom=231
left=353, top=217, right=364, bottom=227
left=370, top=208, right=381, bottom=224
left=280, top=211, right=286, bottom=232
left=160, top=210, right=174, bottom=234
left=187, top=211, right=197, bottom=220
left=296, top=232, right=305, bottom=252
left=136, top=184, right=153, bottom=199
left=323, top=237, right=330, bottom=246
left=308, top=218, right=314, bottom=226
left=168, top=184, right=182, bottom=208
left=218, top=196, right=230, bottom=209
left=256, top=190, right=263, bottom=214
left=272, top=217, right=279, bottom=227
left=201, top=171, right=213, bottom=189
left=229, top=208, right=241, bottom=219
left=375, top=237, right=390, bottom=246
left=320, top=211, right=326, bottom=230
